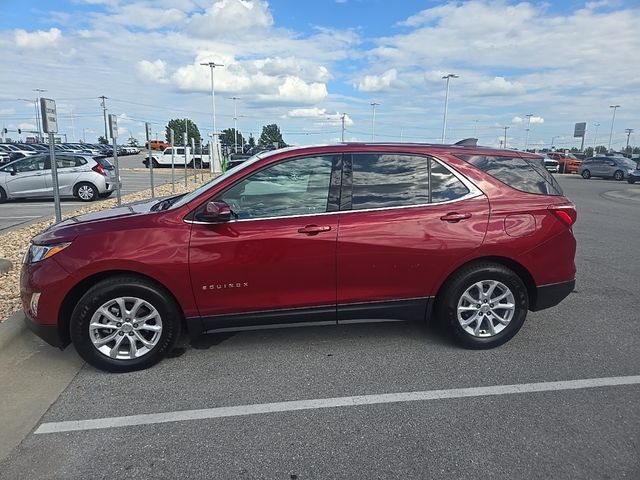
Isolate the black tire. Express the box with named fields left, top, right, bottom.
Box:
left=613, top=170, right=624, bottom=181
left=436, top=263, right=528, bottom=349
left=99, top=191, right=113, bottom=198
left=152, top=159, right=160, bottom=168
left=628, top=178, right=636, bottom=184
left=0, top=186, right=6, bottom=203
left=581, top=169, right=591, bottom=179
left=70, top=276, right=182, bottom=372
left=74, top=182, right=98, bottom=202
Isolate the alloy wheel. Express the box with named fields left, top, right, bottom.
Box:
left=456, top=280, right=516, bottom=337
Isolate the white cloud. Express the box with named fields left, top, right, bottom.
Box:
left=287, top=107, right=327, bottom=118
left=189, top=0, right=273, bottom=38
left=357, top=69, right=398, bottom=92
left=136, top=59, right=169, bottom=83
left=14, top=28, right=61, bottom=48
left=513, top=115, right=544, bottom=125
left=18, top=122, right=36, bottom=131
left=475, top=77, right=526, bottom=96
left=256, top=76, right=327, bottom=104
left=0, top=108, right=15, bottom=115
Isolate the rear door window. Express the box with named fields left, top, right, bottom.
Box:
left=349, top=153, right=469, bottom=210
left=456, top=155, right=563, bottom=196
left=94, top=156, right=114, bottom=170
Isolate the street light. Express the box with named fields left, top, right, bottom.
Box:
left=33, top=89, right=45, bottom=142
left=441, top=74, right=458, bottom=144
left=370, top=102, right=380, bottom=141
left=503, top=126, right=510, bottom=149
left=592, top=123, right=600, bottom=154
left=608, top=105, right=620, bottom=151
left=524, top=113, right=533, bottom=151
left=229, top=96, right=240, bottom=153
left=200, top=61, right=224, bottom=171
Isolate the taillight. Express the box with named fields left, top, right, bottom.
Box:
left=548, top=203, right=577, bottom=227
left=92, top=163, right=106, bottom=176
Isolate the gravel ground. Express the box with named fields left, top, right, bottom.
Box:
left=0, top=172, right=216, bottom=322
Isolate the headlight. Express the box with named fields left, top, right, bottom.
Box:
left=25, top=242, right=72, bottom=263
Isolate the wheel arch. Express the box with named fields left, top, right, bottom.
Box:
left=58, top=270, right=187, bottom=347
left=432, top=256, right=537, bottom=317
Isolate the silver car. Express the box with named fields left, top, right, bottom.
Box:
left=0, top=154, right=119, bottom=202
left=578, top=156, right=637, bottom=181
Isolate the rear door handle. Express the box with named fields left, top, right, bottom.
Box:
left=440, top=212, right=471, bottom=223
left=298, top=224, right=332, bottom=235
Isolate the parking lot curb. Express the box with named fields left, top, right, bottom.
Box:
left=0, top=311, right=84, bottom=463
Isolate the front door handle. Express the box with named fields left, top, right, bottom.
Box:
left=440, top=212, right=471, bottom=223
left=298, top=224, right=332, bottom=235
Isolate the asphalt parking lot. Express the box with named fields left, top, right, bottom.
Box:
left=1, top=175, right=639, bottom=479
left=0, top=154, right=207, bottom=231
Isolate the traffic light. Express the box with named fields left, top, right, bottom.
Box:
left=18, top=128, right=21, bottom=134
left=2, top=128, right=6, bottom=134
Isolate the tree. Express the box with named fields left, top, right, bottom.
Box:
left=127, top=136, right=139, bottom=147
left=165, top=118, right=202, bottom=146
left=258, top=124, right=287, bottom=148
left=97, top=135, right=108, bottom=145
left=219, top=128, right=245, bottom=149
left=595, top=145, right=607, bottom=154
left=247, top=134, right=256, bottom=148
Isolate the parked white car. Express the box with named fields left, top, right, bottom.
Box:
left=0, top=154, right=119, bottom=202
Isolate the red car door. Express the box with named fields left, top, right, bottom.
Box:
left=188, top=154, right=342, bottom=326
left=336, top=153, right=489, bottom=320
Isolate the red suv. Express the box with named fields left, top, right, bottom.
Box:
left=21, top=143, right=577, bottom=372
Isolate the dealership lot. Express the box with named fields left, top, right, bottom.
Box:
left=0, top=155, right=201, bottom=231
left=1, top=175, right=639, bottom=478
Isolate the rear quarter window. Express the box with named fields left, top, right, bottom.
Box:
left=456, top=155, right=563, bottom=196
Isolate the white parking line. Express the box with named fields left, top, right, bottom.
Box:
left=0, top=216, right=41, bottom=219
left=34, top=375, right=640, bottom=435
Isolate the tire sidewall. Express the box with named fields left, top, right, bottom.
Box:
left=70, top=280, right=181, bottom=372
left=440, top=265, right=528, bottom=349
left=614, top=170, right=623, bottom=181
left=582, top=170, right=590, bottom=179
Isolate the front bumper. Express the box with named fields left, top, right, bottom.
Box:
left=531, top=279, right=575, bottom=311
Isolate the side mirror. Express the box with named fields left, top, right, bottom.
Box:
left=10, top=167, right=17, bottom=176
left=196, top=200, right=232, bottom=223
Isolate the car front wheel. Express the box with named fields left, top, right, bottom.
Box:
left=613, top=170, right=624, bottom=181
left=581, top=169, right=591, bottom=179
left=437, top=263, right=528, bottom=349
left=70, top=276, right=182, bottom=372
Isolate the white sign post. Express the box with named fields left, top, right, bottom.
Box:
left=191, top=137, right=197, bottom=183
left=40, top=98, right=62, bottom=223
left=146, top=122, right=154, bottom=198
left=184, top=119, right=188, bottom=188
left=170, top=128, right=175, bottom=193
left=108, top=114, right=122, bottom=206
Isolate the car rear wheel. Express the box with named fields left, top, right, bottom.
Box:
left=75, top=182, right=98, bottom=201
left=70, top=276, right=182, bottom=372
left=437, top=263, right=528, bottom=349
left=629, top=178, right=636, bottom=184
left=613, top=170, right=624, bottom=181
left=581, top=169, right=591, bottom=179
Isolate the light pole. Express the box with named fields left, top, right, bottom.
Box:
left=441, top=74, right=458, bottom=144
left=473, top=119, right=479, bottom=138
left=200, top=61, right=223, bottom=147
left=503, top=126, right=509, bottom=149
left=625, top=128, right=634, bottom=151
left=341, top=113, right=347, bottom=142
left=370, top=102, right=380, bottom=141
left=99, top=95, right=108, bottom=141
left=608, top=105, right=620, bottom=151
left=551, top=136, right=558, bottom=150
left=33, top=89, right=45, bottom=142
left=229, top=96, right=240, bottom=153
left=592, top=123, right=600, bottom=154
left=524, top=113, right=533, bottom=151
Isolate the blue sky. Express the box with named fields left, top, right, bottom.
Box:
left=0, top=0, right=638, bottom=150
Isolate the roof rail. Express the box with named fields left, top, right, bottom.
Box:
left=454, top=138, right=478, bottom=147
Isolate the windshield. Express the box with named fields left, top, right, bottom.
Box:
left=617, top=158, right=637, bottom=169
left=169, top=151, right=274, bottom=210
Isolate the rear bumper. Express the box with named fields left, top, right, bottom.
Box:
left=23, top=313, right=67, bottom=348
left=531, top=279, right=575, bottom=311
